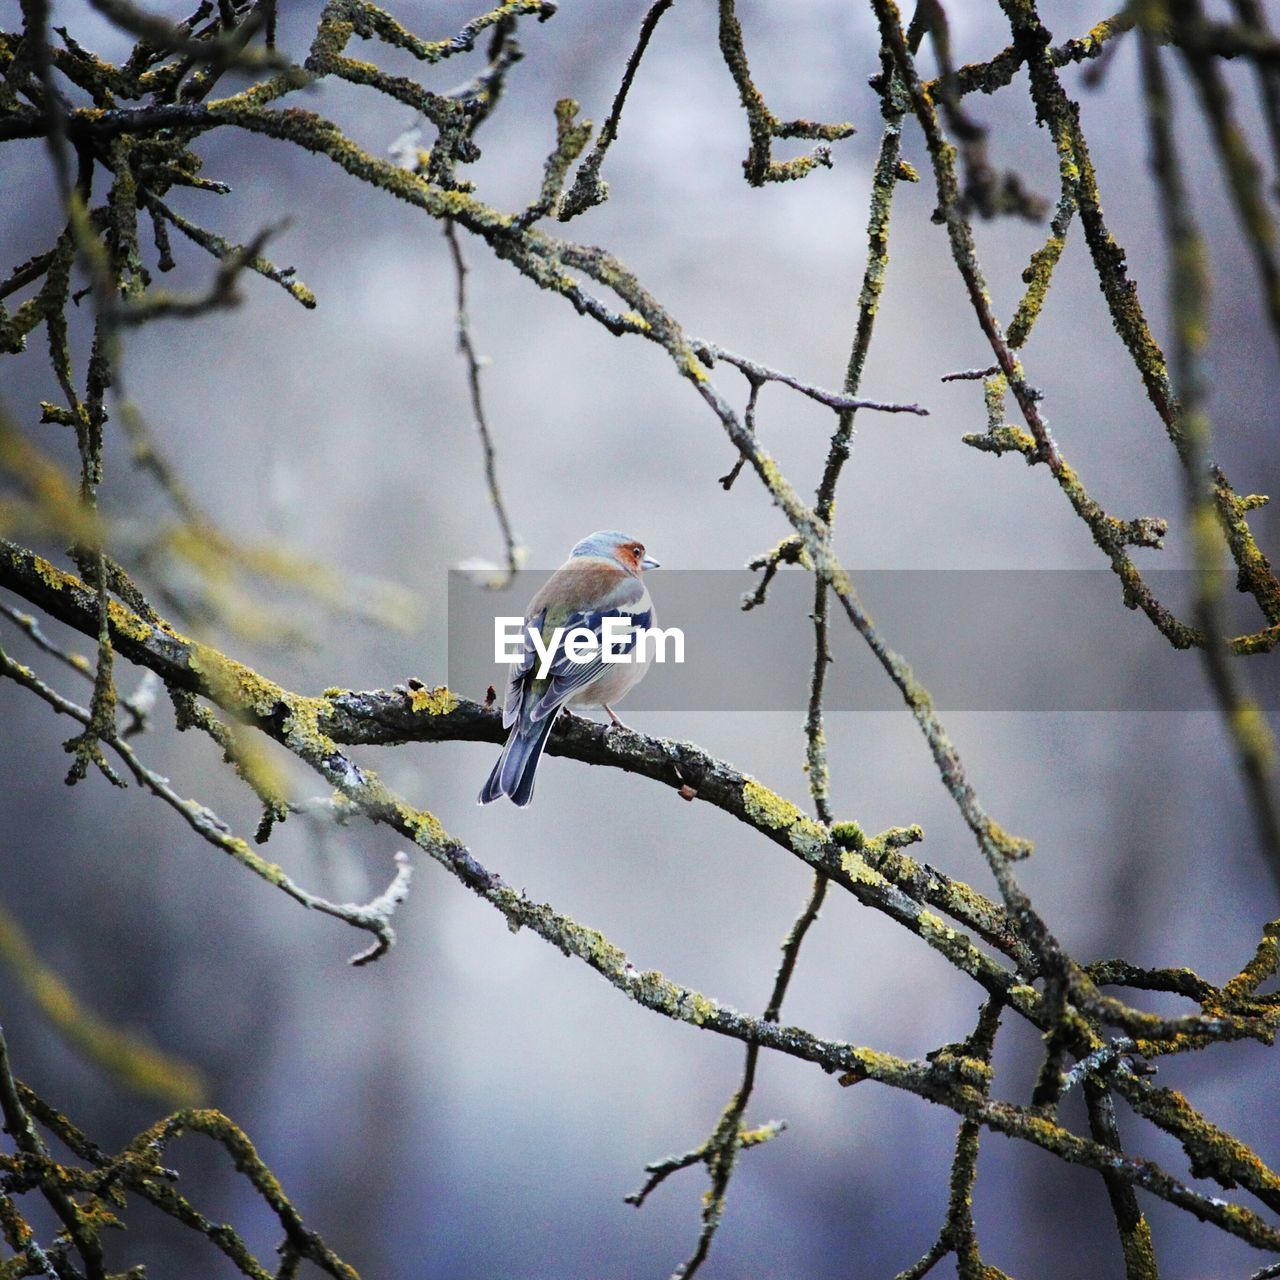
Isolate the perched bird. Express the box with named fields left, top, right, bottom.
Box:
left=479, top=530, right=660, bottom=807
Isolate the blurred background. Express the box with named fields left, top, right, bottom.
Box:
left=2, top=0, right=1279, bottom=1275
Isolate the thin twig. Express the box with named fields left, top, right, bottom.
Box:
left=559, top=0, right=677, bottom=219
left=694, top=339, right=928, bottom=415
left=444, top=218, right=521, bottom=586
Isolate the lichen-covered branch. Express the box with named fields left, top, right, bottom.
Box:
left=1140, top=26, right=1280, bottom=885
left=443, top=219, right=522, bottom=586
left=0, top=639, right=415, bottom=965
left=0, top=1022, right=361, bottom=1278
left=715, top=0, right=854, bottom=184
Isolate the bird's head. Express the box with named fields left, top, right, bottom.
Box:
left=570, top=530, right=660, bottom=574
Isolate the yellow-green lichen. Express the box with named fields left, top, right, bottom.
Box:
left=917, top=909, right=956, bottom=940
left=830, top=820, right=865, bottom=849
left=743, top=778, right=805, bottom=830
left=281, top=696, right=337, bottom=755
left=399, top=803, right=446, bottom=848
left=685, top=992, right=719, bottom=1026
left=1230, top=700, right=1276, bottom=766
left=105, top=598, right=156, bottom=645
left=984, top=817, right=1033, bottom=860
left=789, top=816, right=828, bottom=856
left=1190, top=503, right=1225, bottom=567
left=682, top=351, right=709, bottom=382
left=827, top=566, right=854, bottom=598
left=742, top=779, right=832, bottom=858
left=839, top=848, right=889, bottom=888
left=1007, top=983, right=1040, bottom=1014
left=188, top=642, right=285, bottom=718
left=756, top=451, right=784, bottom=495
left=32, top=552, right=71, bottom=593
left=579, top=925, right=628, bottom=972
left=1008, top=234, right=1065, bottom=349
left=408, top=684, right=458, bottom=715
left=1118, top=1221, right=1158, bottom=1278
left=839, top=1046, right=903, bottom=1085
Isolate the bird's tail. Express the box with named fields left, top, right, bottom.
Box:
left=478, top=710, right=559, bottom=807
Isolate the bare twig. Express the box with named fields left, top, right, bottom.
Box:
left=443, top=219, right=522, bottom=586
left=559, top=0, right=677, bottom=219
left=694, top=339, right=928, bottom=415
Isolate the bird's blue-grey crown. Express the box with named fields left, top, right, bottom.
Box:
left=570, top=530, right=637, bottom=558
left=569, top=530, right=660, bottom=569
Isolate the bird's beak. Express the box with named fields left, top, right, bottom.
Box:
left=641, top=554, right=661, bottom=569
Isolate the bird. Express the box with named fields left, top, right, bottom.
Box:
left=479, top=530, right=660, bottom=807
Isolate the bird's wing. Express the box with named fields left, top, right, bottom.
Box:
left=529, top=577, right=652, bottom=721
left=503, top=606, right=545, bottom=728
